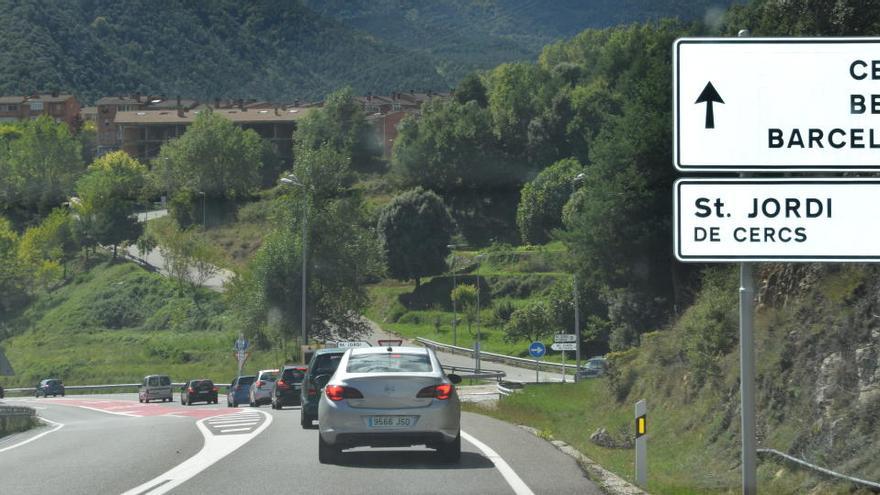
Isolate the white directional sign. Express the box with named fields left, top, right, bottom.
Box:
left=675, top=38, right=880, bottom=171
left=675, top=179, right=880, bottom=262
left=551, top=342, right=577, bottom=351
left=554, top=334, right=577, bottom=343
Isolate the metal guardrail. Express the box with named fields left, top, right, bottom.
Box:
left=4, top=383, right=231, bottom=394
left=497, top=381, right=525, bottom=397
left=417, top=337, right=578, bottom=373
left=441, top=364, right=505, bottom=382
left=757, top=448, right=880, bottom=491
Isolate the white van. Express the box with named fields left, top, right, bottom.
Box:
left=139, top=375, right=172, bottom=403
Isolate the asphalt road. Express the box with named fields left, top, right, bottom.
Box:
left=0, top=393, right=600, bottom=495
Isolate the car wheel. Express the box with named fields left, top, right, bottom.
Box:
left=437, top=432, right=461, bottom=463
left=300, top=411, right=313, bottom=428
left=232, top=401, right=238, bottom=408
left=318, top=434, right=339, bottom=464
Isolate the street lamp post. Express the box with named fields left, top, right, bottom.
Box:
left=280, top=175, right=309, bottom=352
left=197, top=191, right=206, bottom=228
left=571, top=173, right=586, bottom=380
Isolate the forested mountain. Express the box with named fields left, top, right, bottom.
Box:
left=302, top=0, right=740, bottom=81
left=0, top=0, right=738, bottom=104
left=0, top=0, right=444, bottom=103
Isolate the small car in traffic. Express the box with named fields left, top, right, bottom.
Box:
left=35, top=378, right=65, bottom=398
left=271, top=365, right=307, bottom=409
left=575, top=357, right=608, bottom=380
left=317, top=346, right=462, bottom=464
left=300, top=348, right=347, bottom=427
left=249, top=369, right=278, bottom=407
left=139, top=374, right=173, bottom=403
left=227, top=375, right=255, bottom=407
left=180, top=379, right=219, bottom=405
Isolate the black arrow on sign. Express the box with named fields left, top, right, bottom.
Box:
left=695, top=81, right=724, bottom=129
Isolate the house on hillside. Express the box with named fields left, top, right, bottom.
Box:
left=356, top=91, right=450, bottom=158
left=95, top=94, right=199, bottom=156
left=0, top=92, right=81, bottom=129
left=114, top=106, right=315, bottom=162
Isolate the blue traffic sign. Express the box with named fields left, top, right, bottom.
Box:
left=528, top=342, right=546, bottom=358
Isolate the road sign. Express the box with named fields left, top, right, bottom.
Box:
left=528, top=342, right=546, bottom=358
left=551, top=342, right=577, bottom=351
left=674, top=38, right=880, bottom=171
left=554, top=334, right=577, bottom=343
left=233, top=334, right=249, bottom=352
left=674, top=178, right=880, bottom=262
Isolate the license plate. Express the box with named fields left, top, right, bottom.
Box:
left=367, top=415, right=417, bottom=428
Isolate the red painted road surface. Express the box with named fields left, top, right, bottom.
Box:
left=44, top=398, right=243, bottom=419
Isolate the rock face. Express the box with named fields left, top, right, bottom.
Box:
left=590, top=427, right=633, bottom=449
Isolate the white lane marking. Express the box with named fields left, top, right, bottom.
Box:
left=120, top=409, right=273, bottom=495
left=0, top=417, right=64, bottom=454
left=461, top=431, right=535, bottom=495
left=217, top=427, right=252, bottom=433
left=207, top=420, right=259, bottom=426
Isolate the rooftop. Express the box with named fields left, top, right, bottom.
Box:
left=114, top=107, right=316, bottom=125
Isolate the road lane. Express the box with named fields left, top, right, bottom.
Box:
left=0, top=398, right=205, bottom=495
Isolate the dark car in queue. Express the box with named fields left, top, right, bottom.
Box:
left=35, top=378, right=65, bottom=398
left=180, top=379, right=219, bottom=405
left=300, top=348, right=347, bottom=428
left=227, top=375, right=255, bottom=407
left=271, top=365, right=307, bottom=409
left=0, top=384, right=4, bottom=399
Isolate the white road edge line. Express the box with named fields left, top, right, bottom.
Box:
left=120, top=410, right=273, bottom=495
left=0, top=417, right=64, bottom=454
left=461, top=430, right=535, bottom=495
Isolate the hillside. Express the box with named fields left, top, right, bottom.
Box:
left=302, top=0, right=740, bottom=80
left=0, top=0, right=738, bottom=104
left=0, top=0, right=444, bottom=103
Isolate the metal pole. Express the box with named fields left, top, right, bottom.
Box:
left=740, top=262, right=756, bottom=495
left=202, top=194, right=206, bottom=228
left=574, top=274, right=581, bottom=381
left=301, top=198, right=309, bottom=347
left=736, top=28, right=756, bottom=495
left=452, top=257, right=457, bottom=347
left=561, top=350, right=566, bottom=383
left=475, top=273, right=481, bottom=373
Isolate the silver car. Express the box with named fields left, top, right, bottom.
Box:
left=249, top=369, right=278, bottom=407
left=317, top=346, right=462, bottom=464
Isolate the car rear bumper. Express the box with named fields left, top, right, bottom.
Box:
left=318, top=398, right=460, bottom=446
left=274, top=387, right=302, bottom=404
left=188, top=392, right=217, bottom=402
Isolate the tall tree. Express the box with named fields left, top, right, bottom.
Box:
left=0, top=116, right=84, bottom=216
left=516, top=158, right=583, bottom=245
left=377, top=187, right=455, bottom=288
left=72, top=152, right=147, bottom=258
left=155, top=110, right=265, bottom=226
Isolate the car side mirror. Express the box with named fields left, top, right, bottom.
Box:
left=448, top=374, right=462, bottom=385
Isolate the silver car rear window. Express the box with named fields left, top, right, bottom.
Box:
left=346, top=353, right=433, bottom=373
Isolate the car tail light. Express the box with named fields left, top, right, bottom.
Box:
left=187, top=387, right=194, bottom=393
left=324, top=385, right=364, bottom=401
left=212, top=386, right=218, bottom=392
left=308, top=385, right=317, bottom=397
left=255, top=380, right=263, bottom=388
left=277, top=380, right=289, bottom=389
left=417, top=384, right=454, bottom=400
left=234, top=385, right=240, bottom=391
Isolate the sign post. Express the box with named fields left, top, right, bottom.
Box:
left=529, top=342, right=546, bottom=383
left=233, top=334, right=249, bottom=376
left=635, top=399, right=647, bottom=487
left=554, top=334, right=576, bottom=383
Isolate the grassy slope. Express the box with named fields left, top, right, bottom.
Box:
left=0, top=259, right=283, bottom=389
left=465, top=265, right=880, bottom=494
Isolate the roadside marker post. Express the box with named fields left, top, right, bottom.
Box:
left=553, top=335, right=576, bottom=383
left=635, top=399, right=647, bottom=487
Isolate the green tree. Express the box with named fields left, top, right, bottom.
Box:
left=0, top=116, right=84, bottom=215
left=455, top=72, right=488, bottom=107
left=0, top=216, right=29, bottom=312
left=504, top=300, right=552, bottom=344
left=155, top=110, right=265, bottom=226
left=17, top=208, right=76, bottom=286
left=377, top=187, right=455, bottom=289
left=516, top=158, right=583, bottom=245
left=72, top=152, right=147, bottom=258
left=294, top=87, right=379, bottom=170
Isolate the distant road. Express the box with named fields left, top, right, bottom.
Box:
left=0, top=394, right=600, bottom=494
